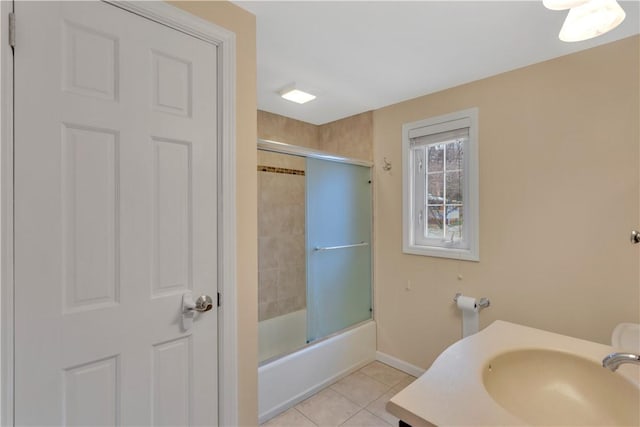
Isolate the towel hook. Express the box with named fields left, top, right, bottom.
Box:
left=382, top=157, right=392, bottom=171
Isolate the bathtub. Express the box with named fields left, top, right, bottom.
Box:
left=258, top=320, right=377, bottom=423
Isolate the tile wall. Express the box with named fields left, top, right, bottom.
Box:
left=257, top=110, right=373, bottom=322
left=258, top=150, right=307, bottom=321
left=258, top=110, right=373, bottom=161
left=318, top=112, right=373, bottom=161
left=257, top=110, right=321, bottom=150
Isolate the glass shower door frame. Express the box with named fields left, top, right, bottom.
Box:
left=257, top=139, right=374, bottom=357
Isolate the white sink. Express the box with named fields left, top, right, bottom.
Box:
left=387, top=321, right=640, bottom=427
left=483, top=349, right=639, bottom=426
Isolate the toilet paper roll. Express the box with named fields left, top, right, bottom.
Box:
left=456, top=295, right=479, bottom=338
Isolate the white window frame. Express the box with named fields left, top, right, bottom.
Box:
left=402, top=108, right=479, bottom=261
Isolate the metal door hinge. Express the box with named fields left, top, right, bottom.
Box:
left=8, top=12, right=15, bottom=48
left=217, top=291, right=221, bottom=307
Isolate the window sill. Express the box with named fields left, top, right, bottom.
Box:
left=402, top=243, right=479, bottom=262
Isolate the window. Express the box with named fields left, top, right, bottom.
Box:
left=402, top=108, right=479, bottom=261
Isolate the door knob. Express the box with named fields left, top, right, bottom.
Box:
left=193, top=295, right=214, bottom=312
left=182, top=292, right=214, bottom=330
left=632, top=230, right=640, bottom=244
left=183, top=293, right=214, bottom=313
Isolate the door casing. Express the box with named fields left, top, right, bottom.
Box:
left=0, top=1, right=238, bottom=425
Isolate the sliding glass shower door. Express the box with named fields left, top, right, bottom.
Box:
left=306, top=158, right=372, bottom=343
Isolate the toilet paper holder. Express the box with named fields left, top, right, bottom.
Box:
left=454, top=292, right=490, bottom=309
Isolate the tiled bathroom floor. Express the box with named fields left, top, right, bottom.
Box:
left=261, top=361, right=415, bottom=427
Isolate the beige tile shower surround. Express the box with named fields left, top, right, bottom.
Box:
left=258, top=110, right=374, bottom=161
left=257, top=111, right=374, bottom=322
left=258, top=151, right=307, bottom=321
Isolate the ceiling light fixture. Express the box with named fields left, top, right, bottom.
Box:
left=279, top=85, right=316, bottom=104
left=558, top=0, right=626, bottom=42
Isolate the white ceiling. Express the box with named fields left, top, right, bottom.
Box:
left=235, top=1, right=640, bottom=125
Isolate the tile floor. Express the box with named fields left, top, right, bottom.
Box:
left=261, top=361, right=415, bottom=427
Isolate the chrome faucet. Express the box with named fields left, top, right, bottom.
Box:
left=602, top=352, right=640, bottom=371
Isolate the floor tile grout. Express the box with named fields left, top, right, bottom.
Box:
left=364, top=408, right=393, bottom=426
left=338, top=408, right=360, bottom=426
left=293, top=407, right=318, bottom=426
left=263, top=361, right=413, bottom=426
left=328, top=380, right=394, bottom=409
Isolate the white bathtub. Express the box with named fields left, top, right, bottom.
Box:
left=258, top=320, right=377, bottom=423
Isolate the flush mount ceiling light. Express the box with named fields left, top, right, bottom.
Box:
left=559, top=0, right=626, bottom=41
left=279, top=85, right=316, bottom=104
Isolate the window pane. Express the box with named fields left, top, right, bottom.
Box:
left=446, top=140, right=464, bottom=170
left=426, top=206, right=444, bottom=239
left=446, top=206, right=463, bottom=242
left=446, top=171, right=463, bottom=204
left=427, top=144, right=444, bottom=172
left=427, top=172, right=444, bottom=205
left=403, top=108, right=478, bottom=260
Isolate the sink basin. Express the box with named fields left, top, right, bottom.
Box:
left=387, top=321, right=640, bottom=427
left=483, top=349, right=640, bottom=426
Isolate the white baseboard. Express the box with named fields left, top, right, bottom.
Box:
left=376, top=351, right=426, bottom=378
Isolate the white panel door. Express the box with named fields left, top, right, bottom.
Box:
left=13, top=2, right=218, bottom=425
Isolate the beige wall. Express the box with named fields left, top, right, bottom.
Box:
left=170, top=2, right=258, bottom=425
left=373, top=36, right=640, bottom=370
left=258, top=110, right=373, bottom=161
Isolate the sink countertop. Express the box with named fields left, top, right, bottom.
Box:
left=386, top=320, right=640, bottom=427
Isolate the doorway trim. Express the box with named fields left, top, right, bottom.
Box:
left=0, top=2, right=238, bottom=425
